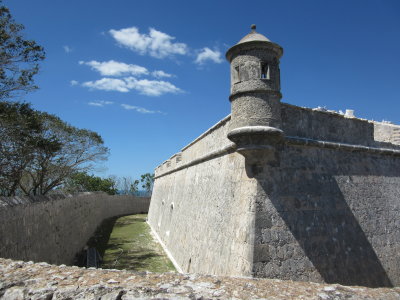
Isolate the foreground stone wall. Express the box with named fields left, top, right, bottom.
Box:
left=0, top=193, right=150, bottom=265
left=149, top=104, right=400, bottom=287
left=1, top=258, right=399, bottom=300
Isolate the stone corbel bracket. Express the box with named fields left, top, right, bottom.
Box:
left=228, top=125, right=284, bottom=176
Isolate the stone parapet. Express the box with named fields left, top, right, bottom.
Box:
left=281, top=103, right=400, bottom=148
left=1, top=258, right=399, bottom=299
left=154, top=105, right=400, bottom=179
left=155, top=115, right=232, bottom=178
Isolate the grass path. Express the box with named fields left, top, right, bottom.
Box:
left=100, top=214, right=175, bottom=272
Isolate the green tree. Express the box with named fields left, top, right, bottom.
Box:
left=0, top=4, right=108, bottom=196
left=119, top=176, right=135, bottom=195
left=18, top=111, right=109, bottom=195
left=130, top=179, right=139, bottom=195
left=66, top=172, right=117, bottom=195
left=0, top=101, right=45, bottom=195
left=0, top=2, right=45, bottom=100
left=140, top=173, right=154, bottom=194
left=0, top=101, right=109, bottom=196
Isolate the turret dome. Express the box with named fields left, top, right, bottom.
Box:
left=226, top=25, right=283, bottom=62
left=237, top=24, right=271, bottom=44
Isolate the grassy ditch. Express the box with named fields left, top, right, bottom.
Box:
left=101, top=214, right=175, bottom=272
left=74, top=216, right=117, bottom=267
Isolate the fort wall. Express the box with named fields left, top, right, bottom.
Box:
left=253, top=142, right=400, bottom=287
left=0, top=193, right=150, bottom=265
left=149, top=117, right=256, bottom=276
left=148, top=104, right=400, bottom=287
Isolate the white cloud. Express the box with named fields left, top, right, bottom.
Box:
left=82, top=78, right=129, bottom=92
left=70, top=80, right=79, bottom=86
left=63, top=45, right=72, bottom=53
left=82, top=77, right=182, bottom=96
left=88, top=100, right=114, bottom=107
left=121, top=104, right=163, bottom=114
left=109, top=27, right=188, bottom=59
left=195, top=47, right=223, bottom=65
left=79, top=60, right=149, bottom=77
left=151, top=70, right=174, bottom=78
left=125, top=77, right=181, bottom=96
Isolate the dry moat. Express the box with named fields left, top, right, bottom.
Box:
left=76, top=214, right=175, bottom=272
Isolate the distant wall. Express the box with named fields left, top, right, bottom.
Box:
left=0, top=193, right=150, bottom=265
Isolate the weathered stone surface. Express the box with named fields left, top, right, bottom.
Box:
left=0, top=258, right=399, bottom=300
left=253, top=145, right=400, bottom=287
left=230, top=92, right=282, bottom=129
left=149, top=149, right=256, bottom=276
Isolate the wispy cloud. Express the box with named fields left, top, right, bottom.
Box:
left=121, top=104, right=163, bottom=114
left=70, top=80, right=79, bottom=86
left=109, top=27, right=188, bottom=59
left=82, top=77, right=182, bottom=96
left=86, top=101, right=163, bottom=114
left=151, top=70, right=174, bottom=78
left=195, top=47, right=223, bottom=65
left=63, top=45, right=72, bottom=53
left=79, top=60, right=149, bottom=77
left=88, top=100, right=114, bottom=107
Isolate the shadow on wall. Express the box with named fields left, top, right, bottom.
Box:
left=253, top=147, right=398, bottom=287
left=74, top=216, right=118, bottom=267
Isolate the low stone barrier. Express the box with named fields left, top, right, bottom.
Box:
left=0, top=193, right=150, bottom=265
left=0, top=258, right=399, bottom=299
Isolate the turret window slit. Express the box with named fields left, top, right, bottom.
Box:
left=261, top=63, right=270, bottom=79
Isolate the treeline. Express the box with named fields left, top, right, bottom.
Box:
left=66, top=172, right=155, bottom=195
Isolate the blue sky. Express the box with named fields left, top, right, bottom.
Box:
left=4, top=0, right=400, bottom=180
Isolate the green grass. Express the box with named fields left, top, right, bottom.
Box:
left=100, top=214, right=175, bottom=272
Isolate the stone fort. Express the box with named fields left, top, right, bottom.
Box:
left=1, top=25, right=400, bottom=298
left=148, top=25, right=400, bottom=288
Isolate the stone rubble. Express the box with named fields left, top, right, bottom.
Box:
left=0, top=258, right=399, bottom=299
